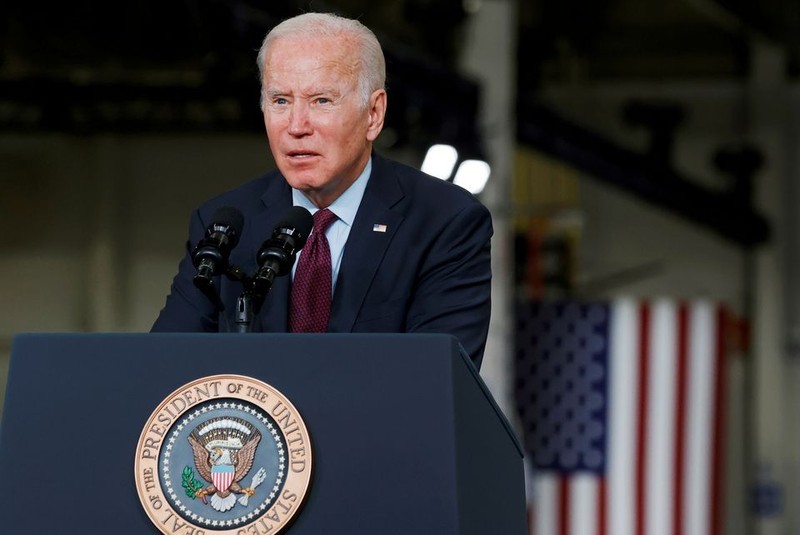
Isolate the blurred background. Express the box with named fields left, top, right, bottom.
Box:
left=1, top=0, right=798, bottom=534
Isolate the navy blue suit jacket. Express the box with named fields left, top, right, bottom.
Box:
left=151, top=153, right=493, bottom=367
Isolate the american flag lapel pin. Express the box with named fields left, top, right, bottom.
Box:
left=372, top=223, right=388, bottom=233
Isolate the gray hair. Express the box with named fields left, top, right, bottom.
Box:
left=257, top=13, right=386, bottom=109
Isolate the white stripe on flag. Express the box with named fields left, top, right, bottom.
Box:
left=571, top=474, right=598, bottom=535
left=534, top=473, right=558, bottom=535
left=609, top=298, right=637, bottom=535
left=646, top=300, right=679, bottom=535
left=685, top=302, right=715, bottom=535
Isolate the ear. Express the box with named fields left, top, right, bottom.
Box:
left=365, top=89, right=387, bottom=142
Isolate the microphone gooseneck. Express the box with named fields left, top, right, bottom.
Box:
left=250, top=206, right=313, bottom=311
left=191, top=206, right=245, bottom=311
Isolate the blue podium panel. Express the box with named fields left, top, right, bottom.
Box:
left=0, top=333, right=525, bottom=534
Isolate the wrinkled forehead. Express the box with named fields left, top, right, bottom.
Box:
left=263, top=34, right=361, bottom=82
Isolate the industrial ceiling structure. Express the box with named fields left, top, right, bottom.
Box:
left=3, top=0, right=798, bottom=134
left=6, top=0, right=800, bottom=123
left=3, top=0, right=797, bottom=244
left=515, top=0, right=795, bottom=247
left=0, top=0, right=479, bottom=147
left=520, top=0, right=800, bottom=81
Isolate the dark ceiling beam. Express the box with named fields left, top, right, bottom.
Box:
left=0, top=78, right=262, bottom=133
left=0, top=48, right=483, bottom=153
left=517, top=103, right=770, bottom=248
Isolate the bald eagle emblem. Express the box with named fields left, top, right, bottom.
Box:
left=187, top=416, right=267, bottom=512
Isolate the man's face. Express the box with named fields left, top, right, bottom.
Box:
left=262, top=35, right=386, bottom=208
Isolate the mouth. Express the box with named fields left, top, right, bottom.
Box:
left=286, top=150, right=319, bottom=160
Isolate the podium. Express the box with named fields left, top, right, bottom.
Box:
left=0, top=333, right=526, bottom=534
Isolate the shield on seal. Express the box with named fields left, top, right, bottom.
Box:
left=212, top=463, right=235, bottom=492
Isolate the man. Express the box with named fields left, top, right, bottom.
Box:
left=152, top=12, right=493, bottom=368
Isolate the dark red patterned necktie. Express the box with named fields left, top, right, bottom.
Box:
left=288, top=208, right=338, bottom=333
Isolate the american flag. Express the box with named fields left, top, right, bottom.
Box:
left=515, top=299, right=728, bottom=535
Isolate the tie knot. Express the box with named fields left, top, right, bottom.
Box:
left=313, top=208, right=338, bottom=233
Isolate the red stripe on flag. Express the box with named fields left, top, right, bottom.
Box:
left=711, top=307, right=728, bottom=535
left=528, top=502, right=535, bottom=535
left=598, top=477, right=608, bottom=535
left=636, top=302, right=651, bottom=535
left=673, top=303, right=689, bottom=535
left=559, top=476, right=569, bottom=535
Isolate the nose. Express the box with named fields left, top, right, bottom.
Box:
left=287, top=102, right=312, bottom=137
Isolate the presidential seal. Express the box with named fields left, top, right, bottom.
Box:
left=135, top=375, right=312, bottom=535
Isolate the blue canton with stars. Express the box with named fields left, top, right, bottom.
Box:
left=514, top=301, right=611, bottom=474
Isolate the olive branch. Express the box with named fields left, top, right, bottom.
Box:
left=182, top=466, right=204, bottom=499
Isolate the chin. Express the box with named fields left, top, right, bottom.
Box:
left=284, top=176, right=325, bottom=193
left=279, top=169, right=310, bottom=186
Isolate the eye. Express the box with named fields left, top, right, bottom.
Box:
left=274, top=97, right=288, bottom=105
left=316, top=97, right=331, bottom=104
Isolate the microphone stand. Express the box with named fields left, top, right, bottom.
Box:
left=234, top=292, right=255, bottom=333
left=195, top=264, right=279, bottom=333
left=224, top=265, right=257, bottom=333
left=234, top=266, right=279, bottom=333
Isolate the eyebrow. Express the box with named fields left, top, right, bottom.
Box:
left=264, top=89, right=287, bottom=99
left=264, top=87, right=342, bottom=99
left=309, top=87, right=340, bottom=97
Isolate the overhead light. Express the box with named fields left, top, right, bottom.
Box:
left=453, top=159, right=491, bottom=194
left=421, top=144, right=459, bottom=180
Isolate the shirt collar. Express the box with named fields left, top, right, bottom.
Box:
left=291, top=157, right=372, bottom=227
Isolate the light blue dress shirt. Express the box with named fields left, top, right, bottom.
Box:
left=291, top=157, right=372, bottom=292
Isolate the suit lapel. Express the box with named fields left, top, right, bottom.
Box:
left=252, top=176, right=293, bottom=332
left=328, top=155, right=405, bottom=333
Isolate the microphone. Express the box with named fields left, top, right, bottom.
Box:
left=252, top=206, right=313, bottom=299
left=191, top=207, right=245, bottom=289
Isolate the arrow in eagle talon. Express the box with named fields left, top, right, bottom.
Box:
left=238, top=467, right=267, bottom=506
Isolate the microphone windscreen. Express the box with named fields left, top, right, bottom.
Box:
left=211, top=206, right=245, bottom=235
left=277, top=206, right=314, bottom=245
left=191, top=206, right=245, bottom=274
